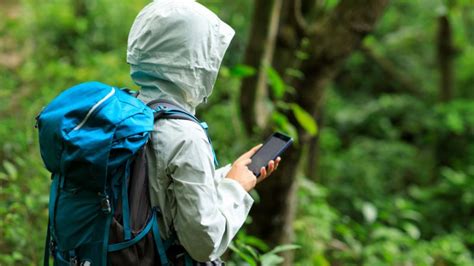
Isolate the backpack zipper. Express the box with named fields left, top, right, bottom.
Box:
left=72, top=87, right=116, bottom=131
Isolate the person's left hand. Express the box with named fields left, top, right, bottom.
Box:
left=257, top=157, right=281, bottom=184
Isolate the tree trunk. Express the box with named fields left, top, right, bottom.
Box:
left=435, top=14, right=457, bottom=168
left=437, top=15, right=455, bottom=102
left=247, top=1, right=390, bottom=264
left=239, top=0, right=283, bottom=134
left=305, top=107, right=324, bottom=181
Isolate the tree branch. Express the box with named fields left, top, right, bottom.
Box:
left=360, top=44, right=422, bottom=96
left=239, top=0, right=283, bottom=134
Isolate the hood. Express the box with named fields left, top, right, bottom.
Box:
left=127, top=0, right=235, bottom=114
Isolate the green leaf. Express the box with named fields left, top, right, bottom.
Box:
left=295, top=51, right=310, bottom=60
left=230, top=64, right=256, bottom=78
left=0, top=172, right=8, bottom=181
left=290, top=104, right=318, bottom=136
left=242, top=245, right=259, bottom=260
left=260, top=253, right=284, bottom=266
left=268, top=244, right=300, bottom=254
left=285, top=68, right=304, bottom=80
left=266, top=67, right=286, bottom=99
left=3, top=161, right=18, bottom=181
left=324, top=0, right=340, bottom=11
left=445, top=111, right=464, bottom=134
left=362, top=202, right=377, bottom=223
left=229, top=243, right=257, bottom=266
left=272, top=111, right=299, bottom=142
left=312, top=253, right=330, bottom=266
left=11, top=251, right=23, bottom=261
left=239, top=234, right=269, bottom=252
left=441, top=167, right=466, bottom=185
left=403, top=223, right=420, bottom=240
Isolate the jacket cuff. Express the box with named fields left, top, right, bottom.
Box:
left=218, top=178, right=254, bottom=211
left=215, top=164, right=232, bottom=182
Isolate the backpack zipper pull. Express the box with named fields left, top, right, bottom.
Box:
left=100, top=195, right=112, bottom=214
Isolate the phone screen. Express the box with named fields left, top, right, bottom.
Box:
left=248, top=132, right=293, bottom=176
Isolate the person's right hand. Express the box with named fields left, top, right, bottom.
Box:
left=226, top=144, right=262, bottom=192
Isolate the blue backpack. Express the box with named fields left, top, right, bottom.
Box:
left=37, top=81, right=215, bottom=265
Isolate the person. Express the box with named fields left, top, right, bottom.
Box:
left=126, top=0, right=281, bottom=263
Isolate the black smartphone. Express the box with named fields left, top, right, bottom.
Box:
left=248, top=132, right=293, bottom=177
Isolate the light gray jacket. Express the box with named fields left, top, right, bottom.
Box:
left=127, top=0, right=254, bottom=262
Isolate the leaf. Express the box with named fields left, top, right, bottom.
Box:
left=445, top=111, right=464, bottom=134
left=3, top=161, right=18, bottom=181
left=295, top=51, right=310, bottom=60
left=282, top=123, right=299, bottom=144
left=230, top=64, right=256, bottom=78
left=239, top=234, right=269, bottom=252
left=242, top=245, right=259, bottom=260
left=290, top=104, right=318, bottom=136
left=442, top=167, right=466, bottom=185
left=272, top=111, right=289, bottom=127
left=272, top=112, right=299, bottom=142
left=260, top=253, right=284, bottom=266
left=0, top=172, right=8, bottom=181
left=285, top=68, right=304, bottom=80
left=268, top=244, right=300, bottom=254
left=266, top=67, right=286, bottom=99
left=324, top=0, right=340, bottom=11
left=362, top=202, right=377, bottom=223
left=403, top=222, right=420, bottom=240
left=229, top=243, right=257, bottom=266
left=312, top=253, right=330, bottom=266
left=12, top=251, right=23, bottom=261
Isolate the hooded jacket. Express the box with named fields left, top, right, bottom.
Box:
left=127, top=0, right=254, bottom=262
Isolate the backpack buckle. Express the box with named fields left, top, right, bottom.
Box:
left=101, top=196, right=111, bottom=214
left=69, top=256, right=78, bottom=266
left=49, top=240, right=56, bottom=257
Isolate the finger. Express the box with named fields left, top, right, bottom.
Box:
left=239, top=158, right=252, bottom=166
left=238, top=144, right=262, bottom=161
left=236, top=150, right=253, bottom=164
left=257, top=167, right=267, bottom=183
left=260, top=167, right=266, bottom=179
left=250, top=143, right=263, bottom=152
left=274, top=157, right=281, bottom=169
left=267, top=160, right=275, bottom=174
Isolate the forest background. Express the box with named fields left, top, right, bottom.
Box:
left=1, top=0, right=474, bottom=265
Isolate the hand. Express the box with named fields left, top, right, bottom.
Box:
left=257, top=156, right=281, bottom=184
left=226, top=144, right=262, bottom=192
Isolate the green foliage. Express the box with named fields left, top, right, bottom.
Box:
left=228, top=231, right=300, bottom=266
left=266, top=66, right=286, bottom=99
left=271, top=111, right=299, bottom=142
left=0, top=1, right=150, bottom=264
left=266, top=68, right=318, bottom=140
left=290, top=103, right=318, bottom=137
left=230, top=64, right=256, bottom=78
left=290, top=1, right=474, bottom=264
left=1, top=0, right=474, bottom=265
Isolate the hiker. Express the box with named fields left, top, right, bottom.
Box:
left=126, top=0, right=281, bottom=263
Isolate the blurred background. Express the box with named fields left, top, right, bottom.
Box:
left=1, top=0, right=474, bottom=265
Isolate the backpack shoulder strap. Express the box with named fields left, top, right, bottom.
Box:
left=146, top=100, right=219, bottom=165
left=147, top=99, right=199, bottom=123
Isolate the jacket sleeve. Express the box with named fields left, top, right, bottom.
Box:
left=166, top=128, right=254, bottom=262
